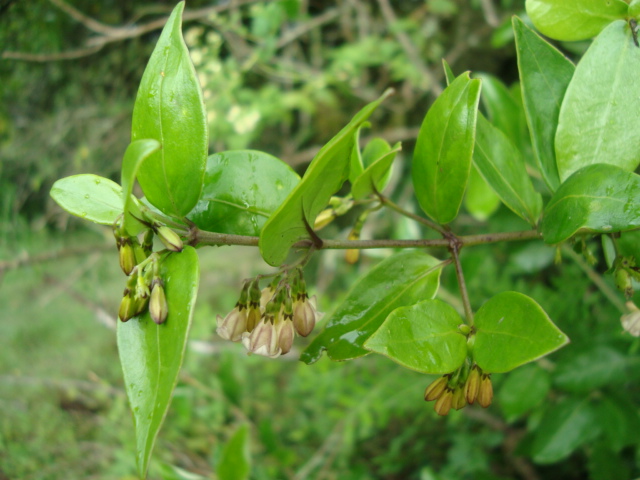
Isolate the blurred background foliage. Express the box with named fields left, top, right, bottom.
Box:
left=1, top=0, right=639, bottom=479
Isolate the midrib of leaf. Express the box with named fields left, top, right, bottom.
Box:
left=375, top=330, right=460, bottom=345
left=545, top=193, right=628, bottom=215
left=158, top=50, right=177, bottom=217
left=202, top=198, right=270, bottom=217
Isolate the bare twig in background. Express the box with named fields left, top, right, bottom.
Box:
left=480, top=0, right=500, bottom=27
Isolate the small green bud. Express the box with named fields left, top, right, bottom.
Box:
left=119, top=294, right=138, bottom=322
left=119, top=242, right=136, bottom=275
left=149, top=282, right=168, bottom=325
left=155, top=225, right=183, bottom=252
left=615, top=268, right=634, bottom=299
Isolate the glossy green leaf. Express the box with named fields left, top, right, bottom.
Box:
left=188, top=151, right=300, bottom=236
left=51, top=174, right=138, bottom=225
left=300, top=251, right=444, bottom=364
left=531, top=397, right=600, bottom=464
left=475, top=73, right=529, bottom=155
left=464, top=166, right=501, bottom=222
left=556, top=20, right=640, bottom=181
left=259, top=90, right=392, bottom=266
left=631, top=0, right=640, bottom=18
left=541, top=164, right=640, bottom=244
left=513, top=17, right=574, bottom=192
left=364, top=299, right=467, bottom=374
left=131, top=2, right=208, bottom=218
left=442, top=59, right=455, bottom=85
left=498, top=364, right=550, bottom=422
left=348, top=123, right=368, bottom=185
left=473, top=114, right=543, bottom=225
left=412, top=72, right=481, bottom=225
left=117, top=247, right=199, bottom=478
left=473, top=292, right=569, bottom=373
left=217, top=424, right=251, bottom=480
left=525, top=0, right=628, bottom=41
left=351, top=142, right=400, bottom=200
left=121, top=139, right=161, bottom=235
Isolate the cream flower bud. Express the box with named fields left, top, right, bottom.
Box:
left=276, top=318, right=295, bottom=354
left=241, top=317, right=282, bottom=358
left=477, top=374, right=493, bottom=408
left=119, top=242, right=136, bottom=275
left=293, top=294, right=317, bottom=337
left=149, top=282, right=168, bottom=324
left=155, top=225, right=183, bottom=252
left=216, top=304, right=248, bottom=342
left=621, top=302, right=640, bottom=337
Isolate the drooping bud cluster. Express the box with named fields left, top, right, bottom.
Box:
left=217, top=270, right=320, bottom=358
left=423, top=364, right=493, bottom=416
left=117, top=254, right=169, bottom=324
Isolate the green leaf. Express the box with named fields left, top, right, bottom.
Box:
left=300, top=251, right=444, bottom=364
left=364, top=299, right=468, bottom=374
left=412, top=72, right=481, bottom=224
left=513, top=17, right=574, bottom=192
left=259, top=90, right=392, bottom=266
left=473, top=114, right=543, bottom=225
left=541, top=164, right=640, bottom=244
left=348, top=123, right=368, bottom=185
left=121, top=139, right=161, bottom=235
left=351, top=142, right=400, bottom=200
left=498, top=364, right=550, bottom=422
left=464, top=166, right=501, bottom=222
left=525, top=0, right=628, bottom=41
left=117, top=247, right=199, bottom=479
left=475, top=73, right=529, bottom=154
left=188, top=151, right=300, bottom=236
left=473, top=292, right=569, bottom=373
left=531, top=397, right=600, bottom=464
left=131, top=2, right=208, bottom=218
left=555, top=20, right=640, bottom=181
left=442, top=59, right=455, bottom=85
left=553, top=345, right=640, bottom=393
left=50, top=174, right=138, bottom=225
left=217, top=424, right=251, bottom=480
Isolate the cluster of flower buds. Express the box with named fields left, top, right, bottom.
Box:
left=118, top=255, right=168, bottom=324
left=423, top=364, right=493, bottom=416
left=614, top=256, right=640, bottom=299
left=217, top=270, right=320, bottom=358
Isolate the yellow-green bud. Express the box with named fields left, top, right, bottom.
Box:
left=156, top=225, right=183, bottom=252
left=433, top=388, right=453, bottom=416
left=424, top=375, right=448, bottom=402
left=314, top=208, right=336, bottom=230
left=452, top=386, right=466, bottom=411
left=477, top=374, right=493, bottom=408
left=464, top=365, right=481, bottom=405
left=119, top=242, right=136, bottom=275
left=149, top=282, right=168, bottom=324
left=119, top=294, right=138, bottom=322
left=615, top=268, right=634, bottom=299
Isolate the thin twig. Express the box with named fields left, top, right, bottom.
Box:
left=377, top=193, right=448, bottom=235
left=450, top=238, right=474, bottom=325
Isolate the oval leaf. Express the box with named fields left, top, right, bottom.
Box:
left=526, top=0, right=628, bottom=41
left=351, top=142, right=400, bottom=200
left=473, top=114, right=543, bottom=225
left=117, top=246, right=199, bottom=478
left=217, top=424, right=251, bottom=480
left=464, top=166, right=501, bottom=222
left=188, top=150, right=300, bottom=236
left=513, top=16, right=575, bottom=192
left=473, top=291, right=569, bottom=373
left=51, top=174, right=138, bottom=225
left=259, top=89, right=392, bottom=267
left=412, top=72, right=482, bottom=224
left=541, top=164, right=640, bottom=244
left=131, top=2, right=208, bottom=218
left=555, top=20, right=640, bottom=181
left=121, top=139, right=161, bottom=235
left=300, top=251, right=444, bottom=364
left=364, top=299, right=467, bottom=374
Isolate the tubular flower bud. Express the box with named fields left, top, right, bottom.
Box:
left=155, top=225, right=183, bottom=252
left=241, top=317, right=282, bottom=358
left=424, top=375, right=449, bottom=402
left=464, top=365, right=481, bottom=405
left=434, top=388, right=454, bottom=416
left=451, top=387, right=466, bottom=411
left=615, top=268, right=634, bottom=299
left=314, top=208, right=336, bottom=230
left=621, top=302, right=640, bottom=337
left=149, top=281, right=168, bottom=324
left=293, top=294, right=317, bottom=337
left=477, top=374, right=493, bottom=408
left=216, top=304, right=248, bottom=342
left=276, top=317, right=295, bottom=354
left=119, top=241, right=136, bottom=275
left=119, top=293, right=138, bottom=322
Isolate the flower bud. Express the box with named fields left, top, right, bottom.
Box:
left=216, top=304, right=248, bottom=341
left=119, top=294, right=138, bottom=322
left=424, top=375, right=448, bottom=402
left=293, top=294, right=317, bottom=337
left=260, top=286, right=275, bottom=311
left=451, top=386, right=466, bottom=411
left=464, top=365, right=481, bottom=405
left=119, top=242, right=136, bottom=275
left=314, top=208, right=336, bottom=230
left=477, top=374, right=493, bottom=408
left=615, top=268, right=634, bottom=299
left=241, top=317, right=281, bottom=358
left=276, top=317, right=295, bottom=354
left=149, top=282, right=168, bottom=324
left=621, top=303, right=640, bottom=337
left=433, top=388, right=453, bottom=416
left=156, top=225, right=183, bottom=252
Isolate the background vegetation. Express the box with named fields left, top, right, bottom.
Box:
left=1, top=1, right=639, bottom=479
